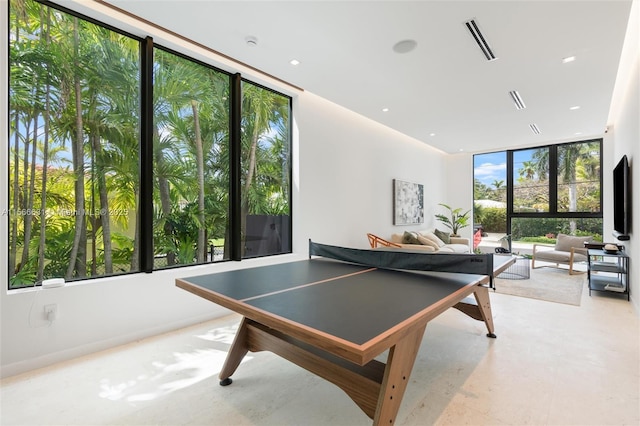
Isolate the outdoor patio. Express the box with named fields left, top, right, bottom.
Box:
left=477, top=233, right=534, bottom=256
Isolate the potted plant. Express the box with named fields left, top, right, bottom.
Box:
left=435, top=203, right=471, bottom=236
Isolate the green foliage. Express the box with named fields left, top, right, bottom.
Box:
left=519, top=236, right=557, bottom=244
left=9, top=258, right=37, bottom=288
left=435, top=203, right=471, bottom=235
left=8, top=0, right=291, bottom=286
left=473, top=207, right=506, bottom=233
left=511, top=218, right=603, bottom=242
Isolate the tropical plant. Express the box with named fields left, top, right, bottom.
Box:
left=435, top=203, right=471, bottom=236
left=8, top=0, right=291, bottom=288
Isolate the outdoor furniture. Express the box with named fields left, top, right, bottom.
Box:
left=531, top=233, right=593, bottom=275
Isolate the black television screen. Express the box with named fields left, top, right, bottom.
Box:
left=613, top=155, right=630, bottom=239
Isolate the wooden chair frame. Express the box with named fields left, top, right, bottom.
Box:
left=531, top=243, right=587, bottom=275
left=367, top=233, right=401, bottom=249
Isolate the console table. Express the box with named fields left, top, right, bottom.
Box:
left=587, top=249, right=629, bottom=300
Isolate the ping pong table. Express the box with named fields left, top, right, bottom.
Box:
left=176, top=242, right=515, bottom=425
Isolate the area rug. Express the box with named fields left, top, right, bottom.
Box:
left=494, top=267, right=585, bottom=306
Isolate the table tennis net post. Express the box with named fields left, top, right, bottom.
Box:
left=309, top=240, right=494, bottom=276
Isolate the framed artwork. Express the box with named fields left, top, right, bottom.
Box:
left=393, top=179, right=424, bottom=225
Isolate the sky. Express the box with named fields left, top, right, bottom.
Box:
left=473, top=152, right=506, bottom=188
left=474, top=150, right=537, bottom=188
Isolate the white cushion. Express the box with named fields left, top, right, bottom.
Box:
left=444, top=244, right=471, bottom=253
left=416, top=234, right=439, bottom=250
left=398, top=243, right=435, bottom=252
left=419, top=231, right=445, bottom=247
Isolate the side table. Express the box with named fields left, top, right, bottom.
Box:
left=497, top=255, right=530, bottom=280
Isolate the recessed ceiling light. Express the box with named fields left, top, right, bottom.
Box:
left=289, top=59, right=300, bottom=66
left=382, top=108, right=389, bottom=112
left=569, top=106, right=581, bottom=110
left=392, top=39, right=418, bottom=54
left=562, top=56, right=576, bottom=64
left=430, top=133, right=436, bottom=137
left=575, top=132, right=583, bottom=135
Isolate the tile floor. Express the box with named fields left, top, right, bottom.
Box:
left=1, top=276, right=638, bottom=426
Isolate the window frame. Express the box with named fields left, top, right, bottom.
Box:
left=474, top=139, right=603, bottom=237
left=6, top=0, right=293, bottom=289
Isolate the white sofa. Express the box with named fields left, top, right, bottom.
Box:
left=390, top=230, right=470, bottom=253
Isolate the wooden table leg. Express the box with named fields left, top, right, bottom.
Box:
left=373, top=323, right=427, bottom=425
left=218, top=317, right=250, bottom=385
left=473, top=286, right=496, bottom=337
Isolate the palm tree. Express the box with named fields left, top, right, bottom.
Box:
left=152, top=52, right=184, bottom=266
left=558, top=144, right=581, bottom=216
left=9, top=0, right=291, bottom=284
left=53, top=15, right=89, bottom=280
left=240, top=83, right=290, bottom=255
left=36, top=6, right=54, bottom=282
left=152, top=50, right=233, bottom=265
left=530, top=143, right=599, bottom=233
left=518, top=160, right=538, bottom=181
left=190, top=99, right=206, bottom=263
left=473, top=178, right=491, bottom=200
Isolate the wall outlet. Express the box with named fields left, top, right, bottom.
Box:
left=44, top=304, right=57, bottom=321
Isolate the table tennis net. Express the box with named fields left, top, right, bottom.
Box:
left=309, top=240, right=494, bottom=276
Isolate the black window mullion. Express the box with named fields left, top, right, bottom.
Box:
left=598, top=142, right=603, bottom=213
left=140, top=36, right=154, bottom=272
left=549, top=145, right=558, bottom=213
left=229, top=73, right=242, bottom=261
left=506, top=150, right=514, bottom=235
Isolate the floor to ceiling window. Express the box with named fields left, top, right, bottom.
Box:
left=8, top=1, right=142, bottom=286
left=240, top=81, right=291, bottom=259
left=151, top=48, right=232, bottom=269
left=7, top=0, right=292, bottom=289
left=473, top=139, right=603, bottom=250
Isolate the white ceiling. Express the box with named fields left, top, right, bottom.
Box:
left=101, top=0, right=633, bottom=154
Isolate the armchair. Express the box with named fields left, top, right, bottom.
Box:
left=531, top=233, right=593, bottom=275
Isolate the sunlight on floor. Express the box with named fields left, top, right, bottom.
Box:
left=97, top=322, right=252, bottom=404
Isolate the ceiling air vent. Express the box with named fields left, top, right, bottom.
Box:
left=529, top=123, right=541, bottom=135
left=509, top=90, right=526, bottom=110
left=464, top=19, right=497, bottom=61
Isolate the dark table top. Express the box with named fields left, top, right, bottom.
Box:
left=179, top=258, right=486, bottom=346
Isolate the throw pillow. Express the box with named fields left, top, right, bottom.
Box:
left=434, top=229, right=451, bottom=244
left=419, top=231, right=445, bottom=247
left=416, top=234, right=439, bottom=250
left=554, top=233, right=593, bottom=252
left=402, top=231, right=421, bottom=245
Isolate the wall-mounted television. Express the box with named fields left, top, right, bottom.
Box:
left=612, top=155, right=630, bottom=240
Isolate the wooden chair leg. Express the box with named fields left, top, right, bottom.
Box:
left=366, top=233, right=401, bottom=249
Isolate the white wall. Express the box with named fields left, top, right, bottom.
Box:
left=294, top=93, right=448, bottom=250
left=443, top=154, right=475, bottom=242
left=606, top=0, right=639, bottom=313
left=0, top=3, right=449, bottom=378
